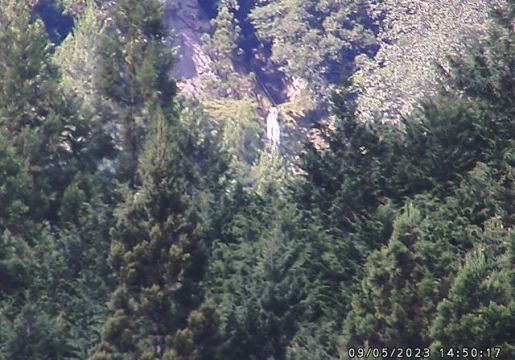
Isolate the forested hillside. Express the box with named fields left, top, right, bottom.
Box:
left=3, top=0, right=515, bottom=359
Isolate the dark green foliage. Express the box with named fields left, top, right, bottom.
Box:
left=6, top=0, right=515, bottom=359
left=0, top=134, right=37, bottom=238
left=0, top=0, right=57, bottom=134
left=98, top=0, right=175, bottom=107
left=202, top=3, right=245, bottom=96
left=0, top=2, right=116, bottom=359
left=54, top=0, right=106, bottom=111
left=393, top=2, right=515, bottom=199
left=96, top=0, right=177, bottom=187
left=286, top=87, right=399, bottom=354
left=0, top=0, right=112, bottom=223
left=344, top=202, right=455, bottom=350
left=298, top=88, right=396, bottom=237
left=391, top=94, right=515, bottom=199
left=429, top=246, right=515, bottom=360
left=90, top=103, right=226, bottom=359
left=1, top=304, right=80, bottom=360
left=208, top=179, right=314, bottom=360
left=0, top=171, right=117, bottom=358
left=249, top=0, right=376, bottom=99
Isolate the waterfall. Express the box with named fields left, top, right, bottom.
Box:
left=266, top=106, right=280, bottom=149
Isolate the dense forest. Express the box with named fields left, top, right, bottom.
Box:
left=2, top=0, right=515, bottom=359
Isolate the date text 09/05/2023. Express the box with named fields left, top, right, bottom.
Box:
left=347, top=346, right=502, bottom=358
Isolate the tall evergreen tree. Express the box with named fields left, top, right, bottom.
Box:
left=207, top=160, right=316, bottom=360
left=392, top=0, right=515, bottom=199
left=96, top=0, right=176, bottom=187
left=89, top=104, right=223, bottom=359
left=343, top=202, right=452, bottom=351
left=343, top=158, right=515, bottom=356
left=54, top=0, right=105, bottom=111
left=292, top=88, right=397, bottom=344
left=429, top=241, right=515, bottom=360
left=297, top=88, right=395, bottom=242
left=0, top=0, right=108, bottom=221
left=203, top=2, right=244, bottom=95
left=0, top=2, right=118, bottom=359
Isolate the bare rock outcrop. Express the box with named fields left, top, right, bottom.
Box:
left=163, top=0, right=216, bottom=96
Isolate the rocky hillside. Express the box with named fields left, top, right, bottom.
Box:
left=53, top=0, right=506, bottom=154
left=166, top=0, right=505, bottom=125
left=164, top=0, right=215, bottom=95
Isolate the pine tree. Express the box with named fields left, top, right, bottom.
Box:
left=1, top=303, right=80, bottom=360
left=343, top=202, right=454, bottom=351
left=54, top=0, right=105, bottom=110
left=429, top=244, right=515, bottom=360
left=89, top=105, right=222, bottom=359
left=0, top=1, right=117, bottom=358
left=0, top=0, right=110, bottom=223
left=207, top=3, right=242, bottom=76
left=208, top=167, right=314, bottom=359
left=202, top=2, right=246, bottom=98
left=297, top=88, right=395, bottom=240
left=0, top=0, right=54, bottom=134
left=96, top=0, right=177, bottom=187
left=0, top=132, right=38, bottom=238
left=392, top=0, right=515, bottom=199
left=287, top=87, right=399, bottom=355
left=392, top=95, right=493, bottom=198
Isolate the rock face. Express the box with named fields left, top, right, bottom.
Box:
left=163, top=0, right=216, bottom=95
left=355, top=0, right=505, bottom=123
left=163, top=0, right=506, bottom=127
left=163, top=0, right=306, bottom=105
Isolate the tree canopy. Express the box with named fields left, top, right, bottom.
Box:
left=3, top=0, right=515, bottom=359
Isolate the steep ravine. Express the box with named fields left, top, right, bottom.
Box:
left=169, top=0, right=297, bottom=106
left=171, top=0, right=506, bottom=125
left=48, top=0, right=506, bottom=147
left=167, top=0, right=309, bottom=161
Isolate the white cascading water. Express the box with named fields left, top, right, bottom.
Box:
left=266, top=106, right=280, bottom=149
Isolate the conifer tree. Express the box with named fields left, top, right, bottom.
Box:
left=0, top=0, right=78, bottom=171
left=202, top=2, right=246, bottom=98
left=392, top=0, right=515, bottom=199
left=0, top=0, right=54, bottom=133
left=54, top=0, right=105, bottom=110
left=279, top=86, right=399, bottom=357
left=0, top=2, right=118, bottom=359
left=89, top=105, right=222, bottom=359
left=0, top=132, right=38, bottom=238
left=1, top=302, right=81, bottom=360
left=96, top=0, right=176, bottom=187
left=298, top=88, right=394, bottom=240
left=342, top=159, right=515, bottom=356
left=0, top=0, right=109, bottom=220
left=344, top=202, right=454, bottom=350
left=208, top=164, right=314, bottom=359
left=429, top=244, right=515, bottom=360
left=206, top=2, right=242, bottom=76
